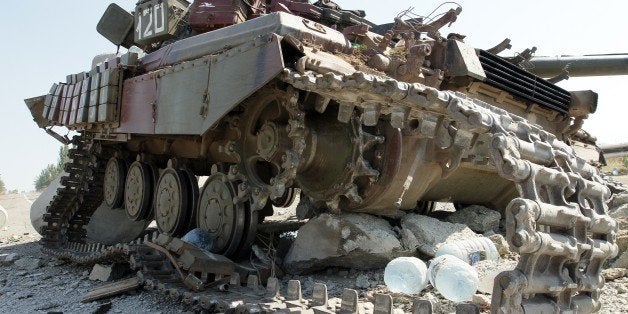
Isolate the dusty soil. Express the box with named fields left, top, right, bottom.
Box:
left=0, top=192, right=626, bottom=313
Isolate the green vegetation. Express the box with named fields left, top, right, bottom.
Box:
left=34, top=146, right=70, bottom=190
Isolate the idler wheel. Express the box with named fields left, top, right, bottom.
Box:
left=124, top=160, right=155, bottom=221
left=196, top=172, right=246, bottom=257
left=154, top=161, right=190, bottom=236
left=103, top=157, right=127, bottom=208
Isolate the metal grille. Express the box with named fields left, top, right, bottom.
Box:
left=478, top=50, right=571, bottom=114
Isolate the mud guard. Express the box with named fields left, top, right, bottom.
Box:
left=199, top=33, right=285, bottom=135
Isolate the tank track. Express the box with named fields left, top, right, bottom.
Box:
left=38, top=70, right=617, bottom=313
left=41, top=133, right=109, bottom=249
left=280, top=69, right=618, bottom=313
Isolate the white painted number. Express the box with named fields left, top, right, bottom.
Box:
left=143, top=8, right=154, bottom=38
left=135, top=2, right=167, bottom=41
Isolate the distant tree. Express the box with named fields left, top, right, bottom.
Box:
left=0, top=174, right=5, bottom=194
left=34, top=145, right=70, bottom=190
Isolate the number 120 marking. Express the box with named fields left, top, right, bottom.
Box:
left=135, top=3, right=166, bottom=41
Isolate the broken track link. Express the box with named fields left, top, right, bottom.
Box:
left=280, top=69, right=618, bottom=313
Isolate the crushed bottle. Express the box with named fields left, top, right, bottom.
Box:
left=384, top=256, right=429, bottom=295
left=435, top=237, right=499, bottom=265
left=181, top=228, right=214, bottom=253
left=428, top=254, right=479, bottom=302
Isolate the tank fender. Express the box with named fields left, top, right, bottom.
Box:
left=195, top=31, right=357, bottom=134
left=24, top=95, right=49, bottom=128
left=198, top=33, right=286, bottom=135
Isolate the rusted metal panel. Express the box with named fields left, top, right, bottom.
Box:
left=117, top=73, right=157, bottom=134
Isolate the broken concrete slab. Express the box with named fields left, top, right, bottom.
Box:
left=14, top=257, right=44, bottom=271
left=444, top=205, right=501, bottom=233
left=475, top=259, right=518, bottom=294
left=283, top=213, right=408, bottom=274
left=89, top=263, right=127, bottom=282
left=401, top=214, right=478, bottom=257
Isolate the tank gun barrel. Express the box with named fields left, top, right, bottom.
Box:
left=527, top=54, right=628, bottom=78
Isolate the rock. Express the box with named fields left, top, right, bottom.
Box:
left=89, top=263, right=127, bottom=282
left=14, top=257, right=44, bottom=270
left=475, top=259, right=518, bottom=294
left=602, top=268, right=627, bottom=281
left=283, top=213, right=408, bottom=274
left=444, top=205, right=501, bottom=233
left=618, top=285, right=627, bottom=294
left=401, top=214, right=478, bottom=257
left=488, top=234, right=511, bottom=257
left=0, top=253, right=20, bottom=266
left=609, top=192, right=628, bottom=210
left=472, top=294, right=491, bottom=309
left=355, top=274, right=370, bottom=289
left=611, top=251, right=628, bottom=269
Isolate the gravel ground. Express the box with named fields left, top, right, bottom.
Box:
left=1, top=193, right=626, bottom=313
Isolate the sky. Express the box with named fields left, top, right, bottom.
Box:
left=0, top=0, right=627, bottom=191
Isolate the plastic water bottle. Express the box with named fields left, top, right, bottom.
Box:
left=384, top=257, right=429, bottom=294
left=428, top=254, right=479, bottom=302
left=435, top=237, right=499, bottom=265
left=181, top=228, right=213, bottom=253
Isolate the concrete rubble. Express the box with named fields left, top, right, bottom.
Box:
left=283, top=213, right=409, bottom=274
left=88, top=263, right=127, bottom=282
left=487, top=234, right=511, bottom=258
left=400, top=214, right=478, bottom=257
left=444, top=205, right=501, bottom=234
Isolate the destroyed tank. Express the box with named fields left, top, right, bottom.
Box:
left=24, top=1, right=622, bottom=313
